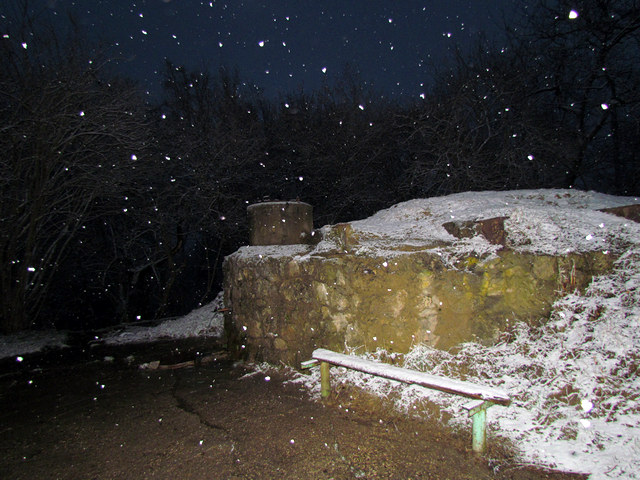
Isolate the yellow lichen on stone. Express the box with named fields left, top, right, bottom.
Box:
left=223, top=242, right=616, bottom=365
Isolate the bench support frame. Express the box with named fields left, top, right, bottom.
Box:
left=463, top=399, right=492, bottom=453
left=304, top=349, right=509, bottom=454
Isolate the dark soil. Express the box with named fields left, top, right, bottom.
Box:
left=0, top=339, right=587, bottom=480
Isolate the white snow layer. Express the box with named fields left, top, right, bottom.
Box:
left=102, top=291, right=225, bottom=345
left=234, top=189, right=639, bottom=262
left=0, top=293, right=225, bottom=359
left=342, top=188, right=639, bottom=257
left=0, top=329, right=68, bottom=359
left=2, top=189, right=640, bottom=479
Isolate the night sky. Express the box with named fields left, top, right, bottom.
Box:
left=40, top=0, right=522, bottom=100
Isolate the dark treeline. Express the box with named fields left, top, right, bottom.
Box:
left=1, top=0, right=639, bottom=333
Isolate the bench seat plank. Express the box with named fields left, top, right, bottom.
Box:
left=312, top=348, right=510, bottom=406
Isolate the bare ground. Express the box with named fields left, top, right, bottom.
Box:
left=0, top=338, right=587, bottom=480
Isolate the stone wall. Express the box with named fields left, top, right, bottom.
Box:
left=223, top=194, right=640, bottom=368
left=223, top=243, right=613, bottom=367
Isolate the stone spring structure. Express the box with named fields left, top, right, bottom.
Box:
left=223, top=194, right=639, bottom=367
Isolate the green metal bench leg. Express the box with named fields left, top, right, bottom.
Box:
left=465, top=400, right=492, bottom=454
left=471, top=407, right=487, bottom=453
left=320, top=361, right=331, bottom=398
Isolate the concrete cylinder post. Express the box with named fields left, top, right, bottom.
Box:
left=247, top=201, right=313, bottom=246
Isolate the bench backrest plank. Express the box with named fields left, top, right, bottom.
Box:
left=312, top=348, right=510, bottom=406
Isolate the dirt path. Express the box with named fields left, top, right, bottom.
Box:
left=0, top=340, right=586, bottom=480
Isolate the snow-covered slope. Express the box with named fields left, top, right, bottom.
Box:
left=0, top=293, right=225, bottom=358
left=291, top=189, right=640, bottom=479
left=328, top=188, right=639, bottom=255
left=102, top=292, right=225, bottom=345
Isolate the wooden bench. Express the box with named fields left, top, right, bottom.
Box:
left=302, top=348, right=510, bottom=453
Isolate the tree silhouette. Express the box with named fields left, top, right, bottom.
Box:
left=0, top=3, right=151, bottom=331
left=509, top=0, right=640, bottom=193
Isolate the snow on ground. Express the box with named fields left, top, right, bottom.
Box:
left=1, top=189, right=639, bottom=479
left=332, top=188, right=639, bottom=258
left=0, top=329, right=68, bottom=360
left=0, top=293, right=225, bottom=360
left=102, top=292, right=225, bottom=345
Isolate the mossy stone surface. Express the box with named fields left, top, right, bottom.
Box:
left=223, top=246, right=614, bottom=367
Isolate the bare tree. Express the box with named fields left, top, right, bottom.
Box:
left=0, top=3, right=151, bottom=332
left=262, top=68, right=404, bottom=225
left=397, top=41, right=563, bottom=198
left=511, top=0, right=640, bottom=192
left=398, top=0, right=640, bottom=197
left=142, top=63, right=268, bottom=316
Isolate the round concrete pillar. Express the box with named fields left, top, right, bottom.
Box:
left=247, top=201, right=313, bottom=245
